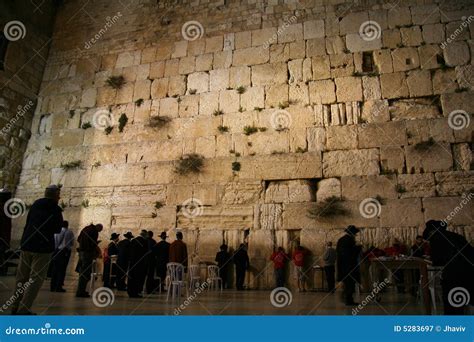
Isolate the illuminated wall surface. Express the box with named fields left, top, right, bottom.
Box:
left=1, top=0, right=472, bottom=288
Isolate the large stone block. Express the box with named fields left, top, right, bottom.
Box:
left=233, top=47, right=269, bottom=66
left=335, top=76, right=363, bottom=102
left=187, top=72, right=209, bottom=94
left=326, top=125, right=358, bottom=150
left=316, top=178, right=341, bottom=201
left=405, top=141, right=453, bottom=173
left=435, top=171, right=474, bottom=196
left=380, top=198, right=424, bottom=227
left=323, top=149, right=380, bottom=177
left=341, top=175, right=398, bottom=201
left=309, top=80, right=336, bottom=104
left=423, top=196, right=474, bottom=226
left=251, top=63, right=287, bottom=86
left=380, top=72, right=409, bottom=99
left=358, top=121, right=407, bottom=148
left=397, top=173, right=436, bottom=198
left=391, top=48, right=420, bottom=72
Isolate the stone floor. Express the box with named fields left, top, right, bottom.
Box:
left=0, top=275, right=430, bottom=315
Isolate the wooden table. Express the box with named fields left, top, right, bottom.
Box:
left=371, top=257, right=432, bottom=314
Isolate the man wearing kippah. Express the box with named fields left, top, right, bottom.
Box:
left=11, top=185, right=64, bottom=315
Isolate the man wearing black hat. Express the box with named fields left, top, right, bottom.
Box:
left=423, top=220, right=474, bottom=314
left=154, top=231, right=170, bottom=292
left=145, top=230, right=158, bottom=294
left=336, top=225, right=362, bottom=306
left=127, top=230, right=149, bottom=298
left=103, top=233, right=120, bottom=288
left=11, top=185, right=63, bottom=314
left=116, top=232, right=133, bottom=291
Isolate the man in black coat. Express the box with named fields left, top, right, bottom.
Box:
left=233, top=244, right=250, bottom=290
left=423, top=220, right=474, bottom=315
left=336, top=225, right=362, bottom=306
left=145, top=230, right=158, bottom=294
left=215, top=244, right=231, bottom=289
left=103, top=233, right=120, bottom=288
left=154, top=231, right=170, bottom=292
left=127, top=230, right=149, bottom=298
left=11, top=185, right=63, bottom=315
left=116, top=232, right=133, bottom=291
left=76, top=223, right=103, bottom=297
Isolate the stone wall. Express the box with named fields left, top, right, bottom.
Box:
left=10, top=0, right=474, bottom=288
left=0, top=1, right=57, bottom=190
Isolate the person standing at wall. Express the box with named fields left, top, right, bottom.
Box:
left=233, top=244, right=249, bottom=290
left=169, top=231, right=188, bottom=280
left=103, top=233, right=120, bottom=288
left=215, top=244, right=231, bottom=289
left=50, top=220, right=74, bottom=292
left=322, top=241, right=336, bottom=293
left=76, top=223, right=103, bottom=297
left=292, top=244, right=308, bottom=292
left=116, top=232, right=133, bottom=291
left=145, top=230, right=158, bottom=294
left=154, top=231, right=170, bottom=292
left=336, top=225, right=362, bottom=306
left=127, top=230, right=149, bottom=298
left=11, top=185, right=63, bottom=315
left=270, top=247, right=290, bottom=288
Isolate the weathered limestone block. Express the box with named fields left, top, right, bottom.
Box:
left=405, top=141, right=453, bottom=173
left=358, top=121, right=406, bottom=148
left=199, top=92, right=219, bottom=116
left=423, top=196, right=474, bottom=226
left=164, top=59, right=180, bottom=77
left=392, top=47, right=420, bottom=72
left=339, top=12, right=369, bottom=35
left=316, top=178, right=341, bottom=201
left=187, top=72, right=209, bottom=94
left=177, top=205, right=254, bottom=230
left=303, top=20, right=325, bottom=39
left=80, top=88, right=97, bottom=108
left=325, top=36, right=345, bottom=55
left=265, top=182, right=289, bottom=203
left=240, top=86, right=264, bottom=110
left=116, top=50, right=141, bottom=68
left=326, top=125, right=358, bottom=150
left=361, top=99, right=389, bottom=124
left=307, top=127, right=326, bottom=152
left=289, top=83, right=309, bottom=105
left=422, top=23, right=445, bottom=44
left=96, top=87, right=116, bottom=106
left=380, top=72, right=409, bottom=99
left=373, top=49, right=393, bottom=74
left=362, top=76, right=381, bottom=100
left=277, top=23, right=303, bottom=44
left=418, top=44, right=442, bottom=69
left=432, top=69, right=458, bottom=94
left=444, top=41, right=470, bottom=67
left=229, top=66, right=251, bottom=88
left=159, top=97, right=179, bottom=118
left=248, top=131, right=289, bottom=155
left=380, top=146, right=405, bottom=174
left=287, top=180, right=314, bottom=203
left=220, top=181, right=262, bottom=205
left=397, top=173, right=436, bottom=198
left=51, top=129, right=84, bottom=148
left=306, top=38, right=326, bottom=57
left=195, top=136, right=216, bottom=158
left=406, top=70, right=432, bottom=97
left=380, top=198, right=424, bottom=227
left=440, top=92, right=474, bottom=116
left=309, top=80, right=336, bottom=104
left=264, top=84, right=288, bottom=107
left=219, top=90, right=240, bottom=113
left=390, top=98, right=441, bottom=121
left=335, top=77, right=363, bottom=102
left=251, top=63, right=287, bottom=85
left=312, top=56, right=330, bottom=80
left=151, top=78, right=168, bottom=99
left=400, top=26, right=423, bottom=46
left=435, top=171, right=474, bottom=196
left=167, top=76, right=186, bottom=97
left=233, top=47, right=269, bottom=66
left=453, top=143, right=472, bottom=171
left=330, top=53, right=354, bottom=78
left=251, top=27, right=276, bottom=47
left=288, top=59, right=302, bottom=83
left=178, top=95, right=199, bottom=118
left=341, top=175, right=398, bottom=200
left=194, top=230, right=224, bottom=261
left=346, top=33, right=381, bottom=52
left=210, top=69, right=229, bottom=92
left=215, top=51, right=233, bottom=69
left=323, top=149, right=380, bottom=177
left=195, top=54, right=213, bottom=71
left=247, top=230, right=274, bottom=289
left=253, top=152, right=322, bottom=180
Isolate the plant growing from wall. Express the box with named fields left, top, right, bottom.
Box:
left=81, top=199, right=89, bottom=208
left=148, top=115, right=171, bottom=128
left=217, top=125, right=229, bottom=133
left=61, top=160, right=82, bottom=171
left=395, top=184, right=406, bottom=194
left=232, top=161, right=241, bottom=172
left=93, top=161, right=101, bottom=168
left=81, top=122, right=92, bottom=129
left=106, top=75, right=126, bottom=89
left=151, top=212, right=157, bottom=218
left=414, top=137, right=436, bottom=152
left=135, top=98, right=144, bottom=107
left=174, top=153, right=204, bottom=175
left=118, top=113, right=128, bottom=132
left=295, top=147, right=307, bottom=153
left=45, top=146, right=51, bottom=151
left=104, top=126, right=113, bottom=135
left=155, top=201, right=164, bottom=209
left=213, top=109, right=224, bottom=116
left=243, top=125, right=259, bottom=135
left=188, top=89, right=197, bottom=95
left=307, top=196, right=349, bottom=219
left=236, top=86, right=246, bottom=94
left=254, top=107, right=263, bottom=112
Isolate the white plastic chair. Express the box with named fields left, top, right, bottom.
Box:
left=207, top=265, right=223, bottom=291
left=188, top=265, right=201, bottom=290
left=89, top=259, right=102, bottom=292
left=166, top=262, right=188, bottom=301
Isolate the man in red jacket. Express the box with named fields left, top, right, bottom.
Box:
left=270, top=247, right=289, bottom=288
left=169, top=232, right=188, bottom=280
left=292, top=245, right=308, bottom=292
